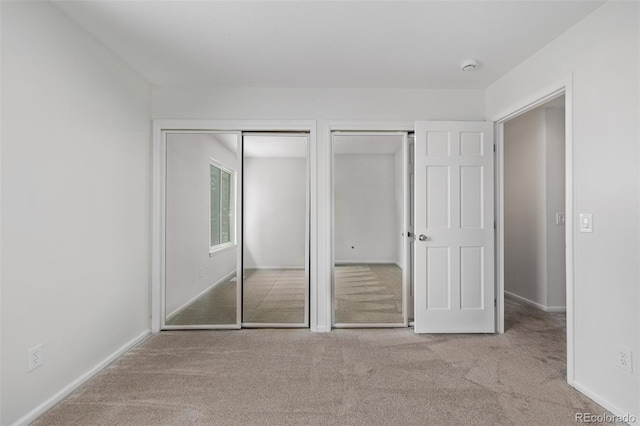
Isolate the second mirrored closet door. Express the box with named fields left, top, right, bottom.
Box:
left=332, top=132, right=410, bottom=327
left=242, top=133, right=310, bottom=327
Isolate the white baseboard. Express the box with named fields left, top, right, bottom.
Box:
left=166, top=270, right=236, bottom=320
left=335, top=260, right=398, bottom=265
left=504, top=291, right=566, bottom=313
left=12, top=329, right=150, bottom=426
left=573, top=381, right=639, bottom=425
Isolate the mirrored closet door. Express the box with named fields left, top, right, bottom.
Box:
left=164, top=132, right=242, bottom=328
left=332, top=132, right=409, bottom=327
left=242, top=133, right=310, bottom=327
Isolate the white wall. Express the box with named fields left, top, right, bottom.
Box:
left=487, top=1, right=639, bottom=419
left=544, top=107, right=566, bottom=309
left=151, top=87, right=485, bottom=121
left=504, top=105, right=565, bottom=310
left=244, top=157, right=307, bottom=268
left=504, top=107, right=547, bottom=305
left=1, top=2, right=151, bottom=425
left=165, top=133, right=238, bottom=316
left=334, top=154, right=399, bottom=263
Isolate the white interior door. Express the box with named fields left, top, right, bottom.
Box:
left=413, top=121, right=495, bottom=333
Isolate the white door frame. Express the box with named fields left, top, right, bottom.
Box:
left=151, top=120, right=317, bottom=332
left=320, top=121, right=414, bottom=330
left=490, top=75, right=575, bottom=386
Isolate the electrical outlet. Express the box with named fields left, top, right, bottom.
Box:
left=556, top=213, right=565, bottom=225
left=28, top=344, right=43, bottom=372
left=616, top=347, right=633, bottom=373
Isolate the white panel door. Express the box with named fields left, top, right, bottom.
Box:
left=413, top=121, right=494, bottom=333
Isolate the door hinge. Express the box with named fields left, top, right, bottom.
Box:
left=494, top=144, right=496, bottom=153
left=494, top=220, right=496, bottom=229
left=494, top=298, right=497, bottom=307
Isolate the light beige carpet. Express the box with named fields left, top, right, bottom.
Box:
left=334, top=264, right=403, bottom=324
left=35, top=296, right=610, bottom=425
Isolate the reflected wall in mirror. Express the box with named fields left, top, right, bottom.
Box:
left=243, top=134, right=309, bottom=325
left=165, top=132, right=240, bottom=326
left=333, top=134, right=405, bottom=325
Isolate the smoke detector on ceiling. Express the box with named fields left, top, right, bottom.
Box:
left=460, top=59, right=479, bottom=72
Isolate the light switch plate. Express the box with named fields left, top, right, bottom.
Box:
left=556, top=213, right=565, bottom=225
left=579, top=213, right=593, bottom=233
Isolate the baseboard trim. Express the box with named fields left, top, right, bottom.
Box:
left=11, top=329, right=151, bottom=426
left=335, top=260, right=398, bottom=265
left=504, top=291, right=566, bottom=313
left=573, top=381, right=639, bottom=425
left=166, top=270, right=236, bottom=321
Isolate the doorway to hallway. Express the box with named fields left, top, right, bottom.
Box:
left=503, top=95, right=567, bottom=320
left=492, top=80, right=574, bottom=386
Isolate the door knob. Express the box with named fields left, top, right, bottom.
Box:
left=418, top=234, right=428, bottom=241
